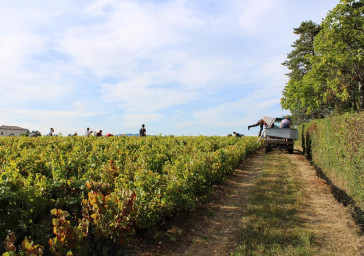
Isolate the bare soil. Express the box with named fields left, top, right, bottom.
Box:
left=287, top=152, right=364, bottom=256
left=125, top=149, right=364, bottom=256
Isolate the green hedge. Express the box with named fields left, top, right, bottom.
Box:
left=298, top=112, right=364, bottom=210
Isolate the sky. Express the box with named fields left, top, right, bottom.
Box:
left=0, top=0, right=338, bottom=136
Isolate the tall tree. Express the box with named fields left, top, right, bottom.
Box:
left=282, top=21, right=321, bottom=80
left=281, top=21, right=322, bottom=124
left=311, top=0, right=364, bottom=111
left=281, top=0, right=364, bottom=121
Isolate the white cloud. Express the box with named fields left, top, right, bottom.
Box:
left=0, top=0, right=338, bottom=135
left=252, top=55, right=289, bottom=93
left=194, top=90, right=280, bottom=129
left=0, top=33, right=46, bottom=72
left=0, top=70, right=74, bottom=106
left=236, top=0, right=279, bottom=33
left=57, top=0, right=203, bottom=77
left=101, top=76, right=196, bottom=112
left=122, top=113, right=163, bottom=129
left=175, top=58, right=240, bottom=89
left=0, top=5, right=75, bottom=105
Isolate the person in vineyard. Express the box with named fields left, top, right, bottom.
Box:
left=96, top=130, right=103, bottom=137
left=85, top=127, right=92, bottom=137
left=248, top=119, right=267, bottom=137
left=48, top=128, right=54, bottom=136
left=233, top=131, right=243, bottom=137
left=139, top=124, right=146, bottom=136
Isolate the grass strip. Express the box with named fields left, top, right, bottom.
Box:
left=234, top=152, right=317, bottom=256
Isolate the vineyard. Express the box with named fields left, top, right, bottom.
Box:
left=0, top=136, right=261, bottom=255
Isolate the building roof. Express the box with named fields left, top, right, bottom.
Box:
left=0, top=125, right=28, bottom=131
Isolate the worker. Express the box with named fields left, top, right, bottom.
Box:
left=248, top=119, right=267, bottom=137
left=85, top=127, right=92, bottom=137
left=280, top=117, right=291, bottom=128
left=49, top=128, right=54, bottom=136
left=233, top=131, right=243, bottom=137
left=139, top=124, right=146, bottom=136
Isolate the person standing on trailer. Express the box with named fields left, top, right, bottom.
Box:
left=280, top=117, right=291, bottom=128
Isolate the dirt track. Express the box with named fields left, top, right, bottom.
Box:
left=287, top=152, right=364, bottom=255
left=126, top=150, right=364, bottom=256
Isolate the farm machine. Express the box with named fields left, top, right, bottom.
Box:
left=261, top=116, right=298, bottom=154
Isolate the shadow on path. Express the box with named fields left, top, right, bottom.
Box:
left=294, top=148, right=364, bottom=233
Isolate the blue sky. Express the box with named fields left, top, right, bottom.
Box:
left=0, top=0, right=338, bottom=136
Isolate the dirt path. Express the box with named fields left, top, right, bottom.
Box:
left=164, top=152, right=265, bottom=256
left=126, top=150, right=364, bottom=256
left=287, top=152, right=364, bottom=255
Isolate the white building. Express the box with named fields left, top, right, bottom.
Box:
left=0, top=125, right=29, bottom=137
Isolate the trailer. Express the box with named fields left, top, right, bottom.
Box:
left=261, top=117, right=298, bottom=154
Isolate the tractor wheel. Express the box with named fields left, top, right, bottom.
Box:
left=288, top=146, right=294, bottom=154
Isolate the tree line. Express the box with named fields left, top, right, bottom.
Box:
left=281, top=0, right=363, bottom=125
